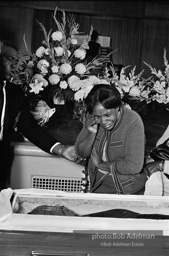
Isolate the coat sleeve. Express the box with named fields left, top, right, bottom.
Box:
left=17, top=103, right=60, bottom=154
left=116, top=117, right=145, bottom=175
left=74, top=125, right=91, bottom=159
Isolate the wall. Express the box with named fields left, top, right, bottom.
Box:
left=0, top=1, right=169, bottom=77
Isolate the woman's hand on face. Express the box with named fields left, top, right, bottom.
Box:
left=85, top=113, right=99, bottom=134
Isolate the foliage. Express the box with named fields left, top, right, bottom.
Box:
left=109, top=48, right=169, bottom=114
left=13, top=7, right=112, bottom=105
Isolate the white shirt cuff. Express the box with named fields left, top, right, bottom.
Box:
left=50, top=142, right=61, bottom=153
left=164, top=160, right=169, bottom=175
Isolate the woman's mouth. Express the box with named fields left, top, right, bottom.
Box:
left=105, top=122, right=112, bottom=128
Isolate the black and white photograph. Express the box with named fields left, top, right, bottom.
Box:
left=0, top=1, right=169, bottom=255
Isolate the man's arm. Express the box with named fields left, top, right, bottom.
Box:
left=17, top=104, right=77, bottom=162
left=51, top=143, right=77, bottom=162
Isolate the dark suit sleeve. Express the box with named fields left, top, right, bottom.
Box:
left=17, top=103, right=60, bottom=154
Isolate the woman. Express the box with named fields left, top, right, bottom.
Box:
left=75, top=84, right=147, bottom=194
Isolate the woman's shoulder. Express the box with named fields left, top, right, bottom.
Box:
left=124, top=105, right=141, bottom=117
left=123, top=106, right=143, bottom=124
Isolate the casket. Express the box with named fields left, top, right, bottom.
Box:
left=10, top=141, right=83, bottom=191
left=0, top=188, right=169, bottom=256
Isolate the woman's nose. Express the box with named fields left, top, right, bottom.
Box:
left=102, top=117, right=109, bottom=124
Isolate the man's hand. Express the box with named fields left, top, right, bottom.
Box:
left=145, top=160, right=164, bottom=177
left=53, top=144, right=77, bottom=162
left=61, top=145, right=78, bottom=162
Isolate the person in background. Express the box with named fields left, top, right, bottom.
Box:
left=86, top=29, right=101, bottom=63
left=0, top=39, right=77, bottom=191
left=144, top=125, right=169, bottom=196
left=75, top=84, right=147, bottom=194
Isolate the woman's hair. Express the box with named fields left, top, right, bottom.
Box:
left=85, top=84, right=122, bottom=114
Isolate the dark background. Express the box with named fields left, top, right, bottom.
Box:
left=0, top=1, right=169, bottom=77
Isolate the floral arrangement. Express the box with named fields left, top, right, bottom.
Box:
left=110, top=65, right=147, bottom=113
left=13, top=6, right=169, bottom=125
left=108, top=48, right=169, bottom=114
left=143, top=48, right=169, bottom=110
left=13, top=7, right=113, bottom=125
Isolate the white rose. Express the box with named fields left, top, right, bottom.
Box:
left=129, top=86, right=141, bottom=97
left=54, top=46, right=64, bottom=57
left=40, top=67, right=48, bottom=75
left=51, top=65, right=59, bottom=73
left=68, top=75, right=80, bottom=86
left=49, top=74, right=60, bottom=85
left=81, top=79, right=92, bottom=89
left=37, top=59, right=49, bottom=70
left=74, top=49, right=86, bottom=60
left=27, top=61, right=34, bottom=68
left=59, top=81, right=68, bottom=89
left=88, top=75, right=100, bottom=84
left=60, top=63, right=72, bottom=75
left=75, top=63, right=86, bottom=75
left=36, top=46, right=46, bottom=58
left=51, top=31, right=63, bottom=41
left=71, top=38, right=78, bottom=45
left=69, top=80, right=83, bottom=91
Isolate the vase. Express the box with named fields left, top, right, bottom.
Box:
left=53, top=97, right=65, bottom=105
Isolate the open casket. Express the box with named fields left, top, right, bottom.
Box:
left=0, top=188, right=169, bottom=256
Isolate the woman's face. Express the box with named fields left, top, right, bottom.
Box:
left=92, top=102, right=120, bottom=130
